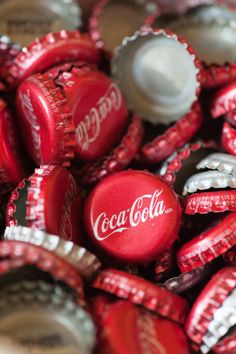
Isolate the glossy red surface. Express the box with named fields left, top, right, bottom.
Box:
left=84, top=170, right=182, bottom=264
left=6, top=31, right=100, bottom=87
left=0, top=99, right=28, bottom=193
left=177, top=212, right=236, bottom=272
left=186, top=267, right=236, bottom=347
left=184, top=190, right=236, bottom=214
left=96, top=300, right=190, bottom=354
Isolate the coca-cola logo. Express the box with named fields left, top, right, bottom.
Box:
left=75, top=83, right=122, bottom=151
left=93, top=189, right=173, bottom=241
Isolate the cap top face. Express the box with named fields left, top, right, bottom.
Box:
left=112, top=29, right=200, bottom=125
left=69, top=72, right=129, bottom=162
left=84, top=170, right=181, bottom=264
left=0, top=0, right=82, bottom=46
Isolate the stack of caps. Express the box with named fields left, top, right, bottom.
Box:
left=1, top=0, right=236, bottom=353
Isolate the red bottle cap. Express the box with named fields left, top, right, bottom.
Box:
left=211, top=81, right=236, bottom=118
left=201, top=62, right=236, bottom=89
left=89, top=0, right=159, bottom=54
left=0, top=240, right=85, bottom=304
left=73, top=113, right=143, bottom=186
left=184, top=190, right=236, bottom=215
left=16, top=64, right=129, bottom=165
left=186, top=267, right=236, bottom=352
left=92, top=268, right=188, bottom=324
left=177, top=212, right=236, bottom=272
left=0, top=99, right=29, bottom=194
left=7, top=165, right=83, bottom=244
left=95, top=300, right=190, bottom=354
left=159, top=140, right=216, bottom=194
left=222, top=121, right=236, bottom=157
left=213, top=330, right=236, bottom=354
left=55, top=64, right=129, bottom=162
left=4, top=226, right=101, bottom=280
left=6, top=30, right=101, bottom=87
left=112, top=28, right=201, bottom=125
left=84, top=170, right=182, bottom=264
left=138, top=100, right=203, bottom=164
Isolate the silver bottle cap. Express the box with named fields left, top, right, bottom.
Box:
left=168, top=4, right=236, bottom=65
left=201, top=288, right=236, bottom=353
left=4, top=226, right=101, bottom=280
left=197, top=152, right=236, bottom=176
left=0, top=280, right=96, bottom=354
left=0, top=0, right=82, bottom=46
left=112, top=28, right=200, bottom=125
left=183, top=170, right=236, bottom=195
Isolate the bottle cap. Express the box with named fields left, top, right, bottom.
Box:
left=6, top=166, right=83, bottom=244
left=16, top=72, right=75, bottom=165
left=169, top=4, right=236, bottom=64
left=177, top=212, right=236, bottom=272
left=213, top=329, right=236, bottom=354
left=159, top=140, right=217, bottom=194
left=222, top=121, right=236, bottom=156
left=4, top=226, right=101, bottom=280
left=112, top=28, right=201, bottom=125
left=16, top=64, right=129, bottom=165
left=0, top=240, right=85, bottom=303
left=197, top=152, right=236, bottom=176
left=95, top=300, right=190, bottom=354
left=138, top=100, right=203, bottom=164
left=84, top=170, right=182, bottom=264
left=89, top=0, right=159, bottom=54
left=163, top=265, right=209, bottom=294
left=0, top=0, right=82, bottom=47
left=186, top=267, right=236, bottom=353
left=6, top=30, right=100, bottom=87
left=0, top=99, right=29, bottom=194
left=92, top=268, right=188, bottom=324
left=55, top=64, right=129, bottom=162
left=210, top=81, right=236, bottom=118
left=74, top=114, right=143, bottom=186
left=184, top=190, right=236, bottom=214
left=183, top=170, right=236, bottom=195
left=0, top=280, right=95, bottom=354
